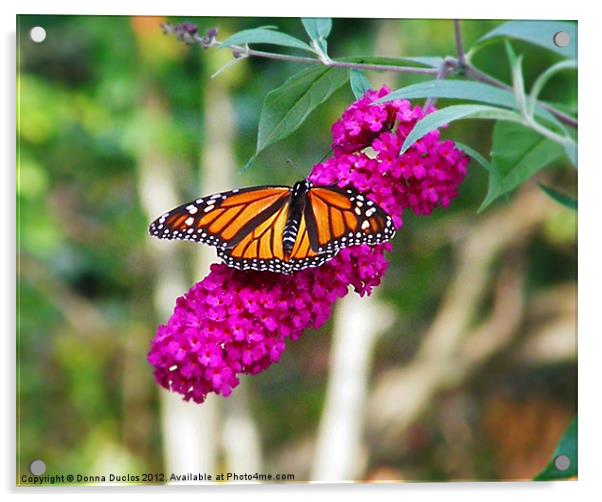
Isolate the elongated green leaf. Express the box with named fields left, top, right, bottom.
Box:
left=538, top=184, right=577, bottom=211
left=506, top=41, right=527, bottom=115
left=400, top=104, right=523, bottom=154
left=375, top=80, right=561, bottom=128
left=453, top=142, right=491, bottom=171
left=479, top=121, right=564, bottom=210
left=477, top=20, right=577, bottom=59
left=396, top=56, right=445, bottom=69
left=455, top=142, right=509, bottom=209
left=528, top=60, right=577, bottom=118
left=350, top=70, right=372, bottom=99
left=255, top=65, right=349, bottom=160
left=301, top=18, right=332, bottom=56
left=564, top=142, right=577, bottom=167
left=341, top=55, right=444, bottom=69
left=378, top=80, right=513, bottom=104
left=301, top=18, right=332, bottom=41
left=535, top=417, right=577, bottom=480
left=220, top=28, right=314, bottom=53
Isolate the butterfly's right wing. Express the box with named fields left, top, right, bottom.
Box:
left=305, top=185, right=396, bottom=254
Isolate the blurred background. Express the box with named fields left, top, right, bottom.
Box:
left=17, top=15, right=576, bottom=483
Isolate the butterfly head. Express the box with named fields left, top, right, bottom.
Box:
left=291, top=179, right=312, bottom=197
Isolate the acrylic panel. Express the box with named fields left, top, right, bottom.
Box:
left=16, top=15, right=577, bottom=486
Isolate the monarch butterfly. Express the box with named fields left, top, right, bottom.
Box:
left=148, top=179, right=395, bottom=274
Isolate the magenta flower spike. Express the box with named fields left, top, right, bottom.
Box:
left=148, top=87, right=469, bottom=403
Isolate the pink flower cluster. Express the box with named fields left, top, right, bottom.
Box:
left=148, top=86, right=469, bottom=403
left=310, top=87, right=468, bottom=223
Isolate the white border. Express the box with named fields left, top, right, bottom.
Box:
left=3, top=1, right=598, bottom=501
left=6, top=0, right=580, bottom=19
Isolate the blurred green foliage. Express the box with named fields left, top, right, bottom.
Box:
left=17, top=15, right=576, bottom=483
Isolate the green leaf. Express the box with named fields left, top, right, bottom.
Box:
left=301, top=18, right=332, bottom=41
left=254, top=65, right=349, bottom=163
left=209, top=56, right=245, bottom=79
left=477, top=20, right=577, bottom=59
left=564, top=142, right=577, bottom=167
left=350, top=70, right=372, bottom=99
left=479, top=121, right=564, bottom=210
left=528, top=60, right=577, bottom=118
left=301, top=18, right=332, bottom=56
left=506, top=41, right=527, bottom=115
left=220, top=28, right=315, bottom=53
left=535, top=417, right=577, bottom=480
left=375, top=80, right=561, bottom=129
left=341, top=55, right=444, bottom=69
left=538, top=184, right=577, bottom=210
left=400, top=104, right=523, bottom=154
left=455, top=142, right=507, bottom=208
left=241, top=155, right=257, bottom=172
left=454, top=142, right=491, bottom=171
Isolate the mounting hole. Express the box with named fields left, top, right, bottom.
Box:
left=553, top=31, right=570, bottom=48
left=554, top=455, right=571, bottom=471
left=29, top=26, right=46, bottom=43
left=29, top=459, right=46, bottom=476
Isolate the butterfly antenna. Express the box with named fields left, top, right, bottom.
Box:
left=286, top=159, right=303, bottom=173
left=286, top=149, right=332, bottom=177
left=316, top=148, right=332, bottom=164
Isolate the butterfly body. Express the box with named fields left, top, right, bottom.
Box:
left=149, top=179, right=395, bottom=274
left=282, top=180, right=313, bottom=255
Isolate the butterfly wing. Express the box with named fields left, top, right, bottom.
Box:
left=148, top=186, right=291, bottom=252
left=149, top=182, right=396, bottom=275
left=218, top=197, right=335, bottom=274
left=306, top=186, right=396, bottom=254
left=280, top=205, right=336, bottom=272
left=222, top=183, right=395, bottom=274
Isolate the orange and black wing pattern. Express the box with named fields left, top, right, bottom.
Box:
left=148, top=186, right=291, bottom=253
left=305, top=185, right=395, bottom=254
left=217, top=198, right=335, bottom=274
left=149, top=180, right=396, bottom=274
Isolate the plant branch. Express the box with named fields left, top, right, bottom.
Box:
left=232, top=46, right=323, bottom=65
left=522, top=115, right=575, bottom=146
left=162, top=23, right=440, bottom=75
left=163, top=23, right=577, bottom=129
left=453, top=20, right=466, bottom=69
left=423, top=57, right=455, bottom=111
left=239, top=46, right=440, bottom=75
left=463, top=64, right=577, bottom=129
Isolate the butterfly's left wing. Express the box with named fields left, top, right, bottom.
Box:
left=148, top=186, right=291, bottom=251
left=305, top=186, right=396, bottom=254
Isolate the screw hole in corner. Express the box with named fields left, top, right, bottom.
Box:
left=553, top=31, right=570, bottom=48
left=29, top=459, right=46, bottom=476
left=554, top=454, right=571, bottom=471
left=29, top=26, right=47, bottom=43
